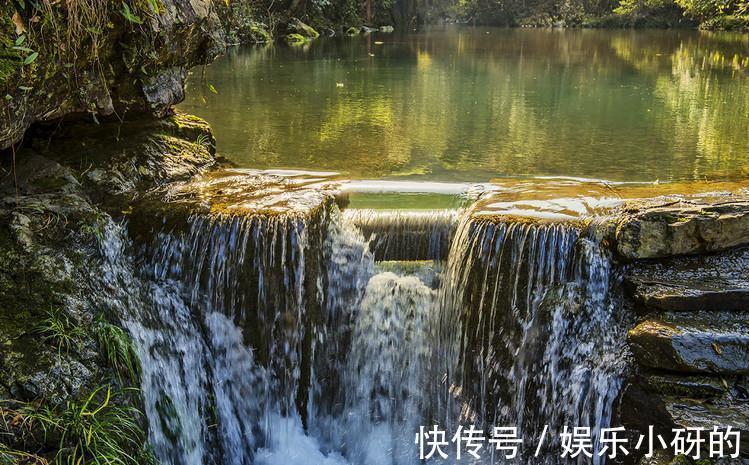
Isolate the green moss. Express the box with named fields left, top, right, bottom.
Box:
left=346, top=26, right=361, bottom=35
left=0, top=39, right=21, bottom=85
left=286, top=33, right=308, bottom=44
left=249, top=23, right=273, bottom=43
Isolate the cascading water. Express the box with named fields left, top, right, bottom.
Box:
left=432, top=217, right=630, bottom=464
left=101, top=184, right=631, bottom=465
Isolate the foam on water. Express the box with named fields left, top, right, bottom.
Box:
left=95, top=194, right=630, bottom=465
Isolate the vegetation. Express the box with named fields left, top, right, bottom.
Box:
left=94, top=318, right=141, bottom=384
left=2, top=387, right=153, bottom=465
left=35, top=307, right=86, bottom=356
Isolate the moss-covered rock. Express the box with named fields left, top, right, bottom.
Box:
left=286, top=32, right=309, bottom=44
left=0, top=1, right=228, bottom=150
left=0, top=112, right=217, bottom=459
left=287, top=17, right=319, bottom=39
left=615, top=194, right=749, bottom=260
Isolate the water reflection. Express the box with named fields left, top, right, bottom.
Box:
left=181, top=26, right=749, bottom=182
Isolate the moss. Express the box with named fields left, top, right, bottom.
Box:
left=0, top=38, right=21, bottom=85
left=286, top=33, right=308, bottom=44
left=248, top=23, right=273, bottom=43
left=346, top=26, right=361, bottom=35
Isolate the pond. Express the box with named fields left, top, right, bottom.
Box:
left=180, top=26, right=749, bottom=184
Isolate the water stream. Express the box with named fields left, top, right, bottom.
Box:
left=102, top=196, right=630, bottom=465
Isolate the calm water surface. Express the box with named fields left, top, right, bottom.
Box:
left=181, top=27, right=749, bottom=183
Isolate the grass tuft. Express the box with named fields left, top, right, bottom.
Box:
left=94, top=318, right=141, bottom=384
left=34, top=307, right=85, bottom=355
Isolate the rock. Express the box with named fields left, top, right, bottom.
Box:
left=286, top=33, right=309, bottom=44
left=0, top=112, right=218, bottom=454
left=0, top=0, right=228, bottom=149
left=645, top=373, right=730, bottom=399
left=621, top=372, right=749, bottom=461
left=141, top=67, right=188, bottom=117
left=615, top=194, right=749, bottom=260
left=287, top=17, right=319, bottom=39
left=346, top=26, right=361, bottom=35
left=247, top=22, right=273, bottom=43
left=625, top=247, right=749, bottom=312
left=628, top=312, right=749, bottom=374
left=664, top=397, right=749, bottom=455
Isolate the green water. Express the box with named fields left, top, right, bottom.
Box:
left=181, top=26, right=749, bottom=183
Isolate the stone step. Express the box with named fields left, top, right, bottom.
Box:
left=628, top=312, right=749, bottom=375
left=622, top=374, right=749, bottom=459
left=614, top=194, right=749, bottom=260
left=644, top=373, right=731, bottom=399
left=625, top=247, right=749, bottom=312
left=664, top=397, right=749, bottom=456
left=344, top=209, right=459, bottom=261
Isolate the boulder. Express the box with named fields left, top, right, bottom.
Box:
left=287, top=17, right=320, bottom=39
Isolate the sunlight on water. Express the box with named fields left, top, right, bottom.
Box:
left=181, top=27, right=749, bottom=183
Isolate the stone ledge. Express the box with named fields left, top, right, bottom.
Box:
left=628, top=312, right=749, bottom=375
left=614, top=193, right=749, bottom=260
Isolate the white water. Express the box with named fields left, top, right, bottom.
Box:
left=96, top=204, right=629, bottom=465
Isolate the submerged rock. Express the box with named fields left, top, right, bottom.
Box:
left=628, top=312, right=749, bottom=374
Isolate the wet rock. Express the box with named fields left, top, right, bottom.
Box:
left=158, top=168, right=339, bottom=216
left=664, top=397, right=749, bottom=455
left=625, top=247, right=749, bottom=312
left=615, top=194, right=749, bottom=259
left=628, top=312, right=749, bottom=374
left=645, top=373, right=729, bottom=399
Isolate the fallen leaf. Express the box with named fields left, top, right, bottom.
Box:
left=712, top=342, right=722, bottom=355
left=12, top=11, right=26, bottom=35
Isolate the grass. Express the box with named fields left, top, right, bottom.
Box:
left=34, top=307, right=85, bottom=356
left=16, top=386, right=155, bottom=465
left=94, top=318, right=141, bottom=384
left=0, top=442, right=48, bottom=464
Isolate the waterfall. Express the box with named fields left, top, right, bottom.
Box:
left=101, top=194, right=629, bottom=465
left=433, top=216, right=630, bottom=464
